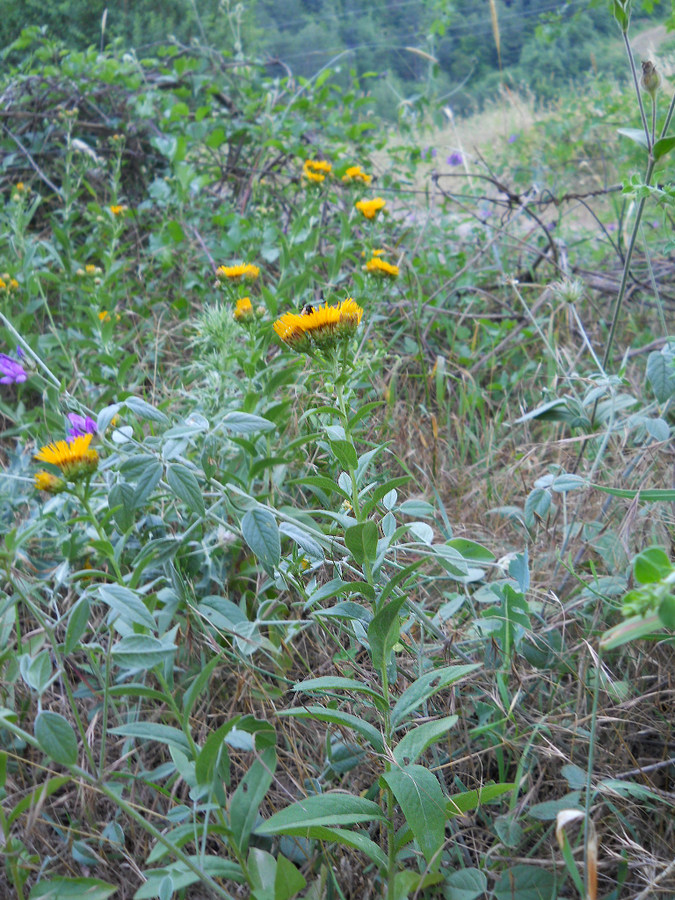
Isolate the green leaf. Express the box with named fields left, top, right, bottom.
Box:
left=230, top=747, right=277, bottom=855
left=290, top=475, right=350, bottom=500
left=592, top=484, right=675, bottom=502
left=446, top=539, right=495, bottom=563
left=381, top=764, right=446, bottom=867
left=64, top=596, right=90, bottom=654
left=124, top=395, right=169, bottom=423
left=194, top=719, right=237, bottom=787
left=600, top=613, right=664, bottom=649
left=329, top=439, right=358, bottom=470
left=653, top=135, right=675, bottom=161
left=368, top=595, right=408, bottom=669
left=524, top=488, right=551, bottom=528
left=633, top=546, right=672, bottom=584
left=393, top=715, right=458, bottom=766
left=278, top=706, right=384, bottom=752
left=98, top=585, right=156, bottom=631
left=279, top=522, right=324, bottom=559
left=256, top=792, right=386, bottom=834
left=391, top=665, right=480, bottom=728
left=120, top=455, right=163, bottom=509
left=494, top=864, right=555, bottom=900
left=30, top=878, right=117, bottom=900
left=618, top=126, right=648, bottom=149
left=167, top=464, right=205, bottom=516
left=108, top=482, right=136, bottom=532
left=446, top=783, right=515, bottom=817
left=133, top=858, right=244, bottom=898
left=274, top=853, right=307, bottom=900
left=34, top=711, right=78, bottom=766
left=344, top=521, right=379, bottom=565
left=111, top=635, right=176, bottom=669
left=444, top=868, right=488, bottom=900
left=659, top=593, right=675, bottom=629
left=242, top=508, right=281, bottom=573
left=646, top=348, right=675, bottom=402
left=292, top=676, right=385, bottom=705
left=108, top=722, right=192, bottom=756
left=222, top=412, right=276, bottom=433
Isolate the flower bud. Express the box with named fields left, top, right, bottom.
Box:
left=641, top=60, right=661, bottom=99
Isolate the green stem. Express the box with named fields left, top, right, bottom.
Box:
left=584, top=649, right=602, bottom=899
left=623, top=31, right=651, bottom=149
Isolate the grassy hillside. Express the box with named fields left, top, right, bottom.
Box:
left=0, top=8, right=674, bottom=900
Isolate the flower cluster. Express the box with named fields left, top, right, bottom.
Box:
left=0, top=352, right=27, bottom=384
left=0, top=274, right=19, bottom=292
left=355, top=197, right=386, bottom=220
left=302, top=159, right=332, bottom=183
left=364, top=255, right=399, bottom=278
left=109, top=204, right=127, bottom=216
left=273, top=298, right=363, bottom=353
left=66, top=413, right=97, bottom=440
left=234, top=297, right=254, bottom=321
left=342, top=165, right=371, bottom=185
left=34, top=433, right=99, bottom=492
left=216, top=263, right=260, bottom=283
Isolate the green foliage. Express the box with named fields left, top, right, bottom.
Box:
left=0, top=5, right=674, bottom=898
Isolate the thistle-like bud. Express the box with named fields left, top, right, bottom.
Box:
left=641, top=60, right=661, bottom=99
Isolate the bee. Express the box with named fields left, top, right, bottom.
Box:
left=300, top=303, right=315, bottom=315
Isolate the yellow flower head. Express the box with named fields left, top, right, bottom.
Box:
left=364, top=256, right=399, bottom=278
left=234, top=296, right=254, bottom=320
left=15, top=182, right=27, bottom=193
left=34, top=471, right=66, bottom=494
left=216, top=263, right=260, bottom=283
left=0, top=279, right=6, bottom=290
left=355, top=197, right=386, bottom=219
left=302, top=159, right=332, bottom=184
left=35, top=433, right=99, bottom=480
left=9, top=278, right=19, bottom=290
left=109, top=204, right=127, bottom=216
left=85, top=264, right=98, bottom=275
left=273, top=298, right=363, bottom=353
left=342, top=165, right=372, bottom=185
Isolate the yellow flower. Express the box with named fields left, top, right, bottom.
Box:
left=9, top=279, right=19, bottom=290
left=15, top=182, right=27, bottom=193
left=216, top=263, right=260, bottom=282
left=273, top=298, right=363, bottom=352
left=355, top=197, right=386, bottom=219
left=364, top=257, right=399, bottom=278
left=303, top=169, right=326, bottom=183
left=302, top=159, right=332, bottom=184
left=85, top=264, right=98, bottom=274
left=304, top=159, right=332, bottom=174
left=342, top=165, right=372, bottom=184
left=35, top=433, right=99, bottom=479
left=109, top=204, right=127, bottom=216
left=34, top=471, right=66, bottom=494
left=234, top=296, right=254, bottom=320
left=0, top=279, right=6, bottom=290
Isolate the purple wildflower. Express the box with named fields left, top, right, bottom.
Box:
left=447, top=152, right=463, bottom=166
left=66, top=413, right=97, bottom=439
left=508, top=133, right=519, bottom=143
left=0, top=353, right=27, bottom=384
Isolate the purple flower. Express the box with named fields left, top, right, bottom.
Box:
left=66, top=412, right=97, bottom=439
left=508, top=133, right=519, bottom=143
left=422, top=147, right=437, bottom=161
left=447, top=152, right=463, bottom=166
left=0, top=353, right=27, bottom=384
